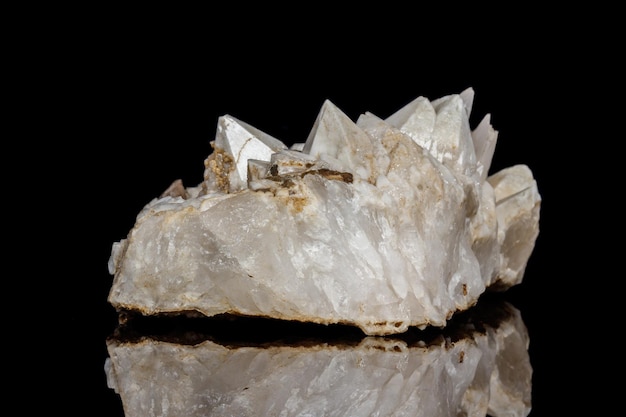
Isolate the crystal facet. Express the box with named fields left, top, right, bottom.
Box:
left=107, top=88, right=541, bottom=335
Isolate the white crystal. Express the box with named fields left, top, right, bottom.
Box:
left=105, top=301, right=532, bottom=417
left=303, top=99, right=378, bottom=183
left=204, top=114, right=287, bottom=193
left=108, top=89, right=541, bottom=335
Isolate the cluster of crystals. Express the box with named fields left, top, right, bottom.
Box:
left=203, top=88, right=494, bottom=195
left=108, top=88, right=540, bottom=336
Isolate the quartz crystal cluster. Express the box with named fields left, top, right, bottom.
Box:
left=105, top=301, right=532, bottom=417
left=108, top=88, right=541, bottom=336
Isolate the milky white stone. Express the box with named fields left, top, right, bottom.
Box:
left=107, top=88, right=541, bottom=335
left=105, top=301, right=532, bottom=417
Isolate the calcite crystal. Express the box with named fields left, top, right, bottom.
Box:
left=105, top=300, right=532, bottom=417
left=108, top=88, right=541, bottom=335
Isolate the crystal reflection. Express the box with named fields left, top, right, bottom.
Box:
left=105, top=296, right=531, bottom=417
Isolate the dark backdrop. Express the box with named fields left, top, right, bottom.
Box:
left=40, top=8, right=613, bottom=416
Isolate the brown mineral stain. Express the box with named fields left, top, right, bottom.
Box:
left=289, top=196, right=308, bottom=213
left=262, top=169, right=353, bottom=214
left=302, top=169, right=353, bottom=183
left=204, top=147, right=234, bottom=193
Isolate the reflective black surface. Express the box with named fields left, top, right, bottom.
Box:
left=106, top=295, right=532, bottom=417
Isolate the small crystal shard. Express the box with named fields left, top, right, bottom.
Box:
left=107, top=88, right=541, bottom=335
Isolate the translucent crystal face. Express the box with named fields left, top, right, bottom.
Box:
left=108, top=88, right=540, bottom=336
left=203, top=89, right=494, bottom=194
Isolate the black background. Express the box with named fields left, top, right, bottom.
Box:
left=33, top=7, right=617, bottom=416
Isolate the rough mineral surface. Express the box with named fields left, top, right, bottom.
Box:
left=105, top=301, right=532, bottom=417
left=108, top=88, right=541, bottom=335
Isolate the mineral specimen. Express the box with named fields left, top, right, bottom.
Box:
left=107, top=88, right=541, bottom=336
left=105, top=300, right=532, bottom=417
